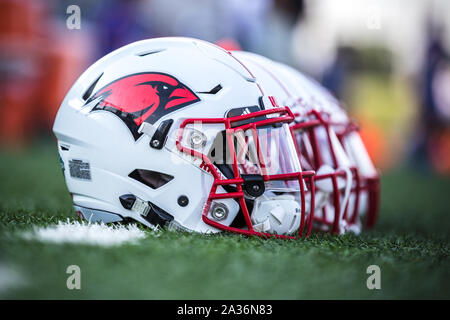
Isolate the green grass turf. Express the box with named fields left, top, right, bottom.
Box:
left=0, top=140, right=449, bottom=299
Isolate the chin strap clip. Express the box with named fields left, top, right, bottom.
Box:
left=119, top=194, right=174, bottom=228
left=131, top=197, right=151, bottom=217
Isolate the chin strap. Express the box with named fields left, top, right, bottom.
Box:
left=119, top=194, right=174, bottom=229
left=131, top=197, right=151, bottom=216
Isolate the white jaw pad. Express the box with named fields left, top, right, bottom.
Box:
left=251, top=195, right=301, bottom=235
left=270, top=205, right=286, bottom=224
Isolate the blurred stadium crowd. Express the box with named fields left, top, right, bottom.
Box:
left=1, top=0, right=450, bottom=174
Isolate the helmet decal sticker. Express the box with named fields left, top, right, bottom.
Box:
left=68, top=159, right=91, bottom=181
left=87, top=72, right=200, bottom=140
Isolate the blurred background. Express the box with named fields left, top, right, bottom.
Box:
left=1, top=0, right=450, bottom=174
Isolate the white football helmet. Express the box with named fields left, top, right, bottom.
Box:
left=53, top=37, right=316, bottom=239
left=230, top=51, right=379, bottom=233
left=272, top=61, right=380, bottom=230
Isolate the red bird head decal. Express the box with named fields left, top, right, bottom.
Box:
left=87, top=72, right=200, bottom=140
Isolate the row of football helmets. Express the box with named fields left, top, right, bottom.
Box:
left=53, top=37, right=380, bottom=239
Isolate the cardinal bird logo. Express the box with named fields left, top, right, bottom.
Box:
left=86, top=72, right=200, bottom=140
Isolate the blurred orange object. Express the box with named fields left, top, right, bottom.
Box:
left=37, top=32, right=94, bottom=129
left=357, top=118, right=387, bottom=170
left=0, top=0, right=45, bottom=147
left=0, top=78, right=37, bottom=148
left=0, top=0, right=93, bottom=147
left=428, top=128, right=450, bottom=175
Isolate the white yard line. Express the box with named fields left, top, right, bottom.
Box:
left=22, top=220, right=146, bottom=246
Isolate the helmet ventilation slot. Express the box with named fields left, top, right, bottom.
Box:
left=128, top=169, right=174, bottom=189
left=82, top=73, right=103, bottom=101
left=197, top=84, right=222, bottom=95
